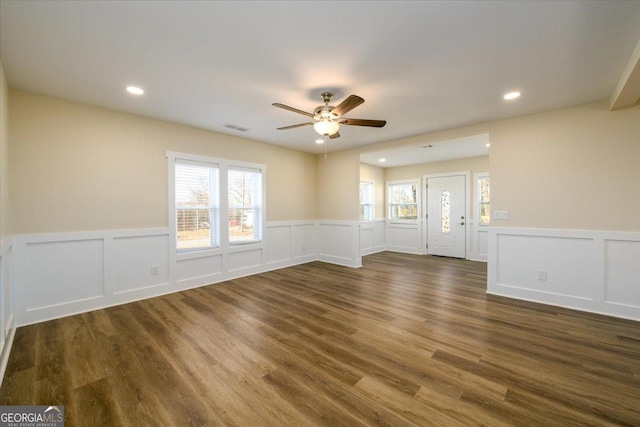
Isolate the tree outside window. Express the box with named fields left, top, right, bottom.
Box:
left=388, top=182, right=418, bottom=221
left=228, top=168, right=262, bottom=243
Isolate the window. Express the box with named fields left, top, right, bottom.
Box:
left=359, top=181, right=374, bottom=220
left=476, top=173, right=490, bottom=225
left=228, top=167, right=263, bottom=244
left=388, top=181, right=419, bottom=221
left=169, top=152, right=265, bottom=252
left=175, top=160, right=219, bottom=250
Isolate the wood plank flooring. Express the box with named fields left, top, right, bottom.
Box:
left=2, top=252, right=640, bottom=426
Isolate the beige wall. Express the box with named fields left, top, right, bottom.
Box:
left=359, top=100, right=640, bottom=231
left=7, top=88, right=639, bottom=233
left=0, top=61, right=9, bottom=239
left=489, top=101, right=640, bottom=230
left=9, top=90, right=317, bottom=234
left=316, top=150, right=360, bottom=221
left=359, top=163, right=385, bottom=219
left=384, top=155, right=489, bottom=220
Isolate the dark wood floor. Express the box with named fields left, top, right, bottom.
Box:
left=1, top=252, right=639, bottom=426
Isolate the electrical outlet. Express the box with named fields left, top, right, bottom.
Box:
left=302, top=244, right=307, bottom=252
left=538, top=270, right=547, bottom=281
left=151, top=265, right=159, bottom=276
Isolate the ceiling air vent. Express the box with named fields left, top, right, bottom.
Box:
left=224, top=124, right=249, bottom=132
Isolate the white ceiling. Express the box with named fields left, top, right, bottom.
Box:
left=360, top=133, right=489, bottom=168
left=1, top=1, right=639, bottom=155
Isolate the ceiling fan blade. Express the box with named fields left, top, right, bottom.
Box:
left=332, top=95, right=364, bottom=116
left=329, top=131, right=340, bottom=139
left=277, top=122, right=314, bottom=130
left=272, top=103, right=314, bottom=118
left=339, top=118, right=387, bottom=128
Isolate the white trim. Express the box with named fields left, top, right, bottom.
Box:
left=0, top=236, right=15, bottom=387
left=0, top=315, right=15, bottom=388
left=470, top=172, right=490, bottom=262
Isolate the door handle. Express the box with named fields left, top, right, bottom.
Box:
left=459, top=221, right=465, bottom=225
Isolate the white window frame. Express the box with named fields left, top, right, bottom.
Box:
left=167, top=151, right=266, bottom=259
left=360, top=180, right=374, bottom=221
left=387, top=179, right=421, bottom=224
left=474, top=172, right=490, bottom=226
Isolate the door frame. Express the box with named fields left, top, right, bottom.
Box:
left=422, top=171, right=471, bottom=259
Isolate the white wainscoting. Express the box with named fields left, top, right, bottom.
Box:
left=488, top=227, right=640, bottom=322
left=264, top=221, right=317, bottom=269
left=360, top=219, right=386, bottom=256
left=386, top=221, right=424, bottom=255
left=382, top=219, right=487, bottom=261
left=469, top=223, right=489, bottom=262
left=0, top=237, right=15, bottom=386
left=12, top=221, right=322, bottom=327
left=318, top=221, right=362, bottom=268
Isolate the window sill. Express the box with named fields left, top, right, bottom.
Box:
left=230, top=240, right=262, bottom=248
left=177, top=247, right=222, bottom=261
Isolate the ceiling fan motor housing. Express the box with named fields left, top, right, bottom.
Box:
left=314, top=105, right=338, bottom=121
left=314, top=92, right=339, bottom=121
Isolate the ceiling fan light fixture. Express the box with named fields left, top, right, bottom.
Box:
left=313, top=120, right=340, bottom=136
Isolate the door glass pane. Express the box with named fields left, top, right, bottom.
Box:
left=441, top=190, right=450, bottom=233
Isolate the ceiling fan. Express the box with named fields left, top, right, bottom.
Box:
left=272, top=92, right=386, bottom=139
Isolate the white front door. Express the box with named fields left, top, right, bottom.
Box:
left=427, top=175, right=466, bottom=258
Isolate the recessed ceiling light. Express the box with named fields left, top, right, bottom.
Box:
left=486, top=143, right=491, bottom=147
left=315, top=139, right=324, bottom=144
left=503, top=91, right=520, bottom=100
left=379, top=158, right=386, bottom=163
left=126, top=86, right=144, bottom=95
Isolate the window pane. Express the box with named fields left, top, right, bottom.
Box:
left=229, top=169, right=262, bottom=243
left=390, top=204, right=418, bottom=220
left=177, top=208, right=214, bottom=249
left=389, top=182, right=418, bottom=220
left=176, top=162, right=218, bottom=250
left=479, top=177, right=490, bottom=225
left=360, top=182, right=374, bottom=220
left=441, top=191, right=450, bottom=233
left=390, top=183, right=417, bottom=204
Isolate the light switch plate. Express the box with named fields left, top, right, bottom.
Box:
left=494, top=210, right=509, bottom=220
